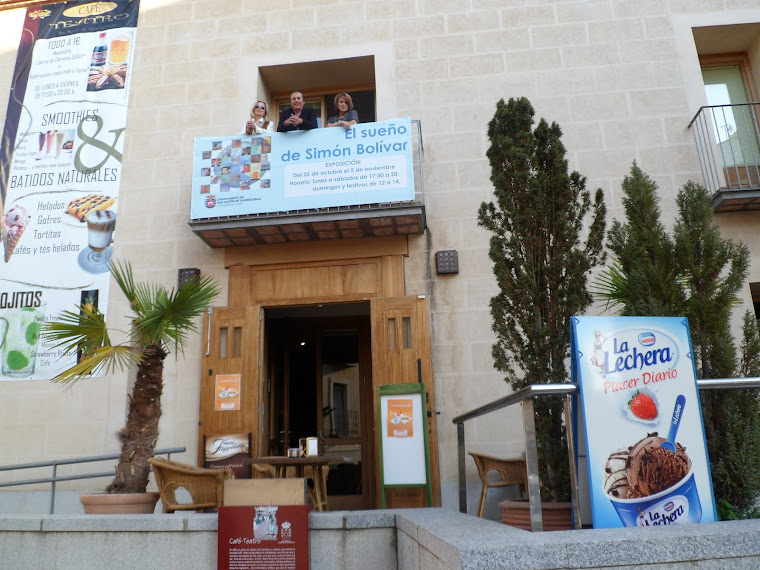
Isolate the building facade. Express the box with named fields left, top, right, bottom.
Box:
left=0, top=0, right=759, bottom=516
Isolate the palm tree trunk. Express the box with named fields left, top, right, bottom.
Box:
left=106, top=344, right=167, bottom=494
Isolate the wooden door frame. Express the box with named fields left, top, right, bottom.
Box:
left=262, top=309, right=375, bottom=509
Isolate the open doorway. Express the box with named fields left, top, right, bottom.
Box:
left=263, top=302, right=374, bottom=510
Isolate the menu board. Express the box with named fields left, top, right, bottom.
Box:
left=0, top=1, right=139, bottom=381
left=190, top=117, right=415, bottom=219
left=571, top=316, right=717, bottom=528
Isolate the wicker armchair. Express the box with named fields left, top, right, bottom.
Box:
left=469, top=452, right=527, bottom=518
left=148, top=456, right=234, bottom=513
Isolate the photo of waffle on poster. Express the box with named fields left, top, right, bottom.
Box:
left=197, top=136, right=271, bottom=192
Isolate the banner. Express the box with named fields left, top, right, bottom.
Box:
left=0, top=0, right=140, bottom=380
left=190, top=117, right=415, bottom=219
left=571, top=316, right=716, bottom=528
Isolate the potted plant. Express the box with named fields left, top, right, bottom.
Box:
left=42, top=261, right=219, bottom=513
left=477, top=97, right=606, bottom=527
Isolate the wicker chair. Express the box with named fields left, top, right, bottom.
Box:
left=469, top=452, right=527, bottom=518
left=148, top=456, right=234, bottom=513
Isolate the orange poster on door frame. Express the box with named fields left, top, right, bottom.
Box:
left=215, top=374, right=241, bottom=411
left=387, top=398, right=414, bottom=437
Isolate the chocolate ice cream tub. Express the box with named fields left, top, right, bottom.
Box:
left=608, top=467, right=702, bottom=527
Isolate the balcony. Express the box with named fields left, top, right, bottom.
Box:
left=188, top=118, right=425, bottom=248
left=689, top=102, right=760, bottom=212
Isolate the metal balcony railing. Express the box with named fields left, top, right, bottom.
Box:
left=688, top=103, right=760, bottom=202
left=0, top=447, right=186, bottom=514
left=452, top=378, right=760, bottom=532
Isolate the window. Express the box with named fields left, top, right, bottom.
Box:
left=259, top=56, right=376, bottom=129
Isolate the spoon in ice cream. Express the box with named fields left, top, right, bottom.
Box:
left=661, top=394, right=686, bottom=452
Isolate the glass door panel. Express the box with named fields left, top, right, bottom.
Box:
left=321, top=332, right=363, bottom=505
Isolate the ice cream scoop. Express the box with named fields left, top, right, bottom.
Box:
left=627, top=433, right=690, bottom=499
left=604, top=449, right=630, bottom=498
left=661, top=394, right=685, bottom=452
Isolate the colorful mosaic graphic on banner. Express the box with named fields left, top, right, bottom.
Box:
left=0, top=0, right=140, bottom=381
left=571, top=316, right=717, bottom=528
left=190, top=117, right=415, bottom=219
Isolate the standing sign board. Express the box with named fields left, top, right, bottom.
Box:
left=218, top=505, right=309, bottom=570
left=571, top=316, right=716, bottom=528
left=376, top=383, right=432, bottom=507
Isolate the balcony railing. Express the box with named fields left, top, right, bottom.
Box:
left=688, top=102, right=760, bottom=212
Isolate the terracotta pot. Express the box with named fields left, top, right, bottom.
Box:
left=80, top=492, right=160, bottom=514
left=499, top=499, right=574, bottom=531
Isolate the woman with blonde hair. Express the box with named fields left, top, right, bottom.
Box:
left=326, top=92, right=358, bottom=130
left=243, top=100, right=274, bottom=135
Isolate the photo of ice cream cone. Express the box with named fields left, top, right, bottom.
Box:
left=3, top=204, right=31, bottom=262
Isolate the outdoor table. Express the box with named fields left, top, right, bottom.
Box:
left=246, top=456, right=334, bottom=511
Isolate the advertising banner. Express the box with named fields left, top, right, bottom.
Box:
left=571, top=316, right=717, bottom=528
left=218, top=505, right=309, bottom=570
left=0, top=0, right=139, bottom=381
left=190, top=117, right=415, bottom=219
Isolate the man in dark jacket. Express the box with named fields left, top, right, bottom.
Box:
left=277, top=91, right=318, bottom=132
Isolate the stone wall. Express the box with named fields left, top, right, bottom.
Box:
left=2, top=509, right=760, bottom=570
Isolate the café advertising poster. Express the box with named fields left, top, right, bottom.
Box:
left=215, top=373, right=241, bottom=411
left=218, top=505, right=309, bottom=570
left=190, top=117, right=416, bottom=219
left=386, top=398, right=413, bottom=438
left=0, top=0, right=139, bottom=381
left=204, top=432, right=251, bottom=479
left=571, top=316, right=716, bottom=528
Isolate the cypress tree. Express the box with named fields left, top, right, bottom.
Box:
left=599, top=166, right=760, bottom=518
left=478, top=97, right=606, bottom=502
left=602, top=163, right=685, bottom=316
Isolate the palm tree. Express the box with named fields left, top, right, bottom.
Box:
left=42, top=261, right=220, bottom=494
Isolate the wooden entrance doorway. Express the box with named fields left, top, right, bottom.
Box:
left=264, top=303, right=374, bottom=510
left=200, top=238, right=441, bottom=508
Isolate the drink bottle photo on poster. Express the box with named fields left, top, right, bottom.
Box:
left=571, top=316, right=717, bottom=528
left=0, top=0, right=140, bottom=381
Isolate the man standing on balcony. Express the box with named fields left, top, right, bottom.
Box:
left=277, top=91, right=318, bottom=132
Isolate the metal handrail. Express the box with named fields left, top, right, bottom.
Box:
left=452, top=377, right=760, bottom=532
left=687, top=102, right=760, bottom=198
left=0, top=446, right=186, bottom=514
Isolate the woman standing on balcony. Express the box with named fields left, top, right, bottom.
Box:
left=243, top=101, right=274, bottom=135
left=326, top=93, right=358, bottom=130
